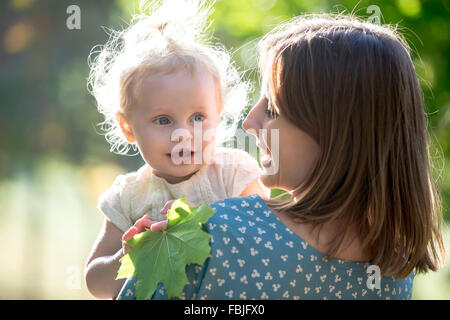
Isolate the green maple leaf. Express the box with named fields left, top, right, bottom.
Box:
left=117, top=196, right=215, bottom=299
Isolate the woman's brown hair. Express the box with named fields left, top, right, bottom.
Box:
left=260, top=13, right=445, bottom=279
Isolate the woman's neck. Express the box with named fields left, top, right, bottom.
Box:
left=271, top=208, right=373, bottom=263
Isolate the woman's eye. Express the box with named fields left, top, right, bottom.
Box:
left=192, top=113, right=205, bottom=122
left=153, top=116, right=171, bottom=125
left=264, top=105, right=278, bottom=119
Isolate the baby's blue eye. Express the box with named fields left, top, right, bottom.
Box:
left=153, top=116, right=171, bottom=125
left=192, top=114, right=205, bottom=122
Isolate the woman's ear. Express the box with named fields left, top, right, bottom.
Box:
left=116, top=112, right=136, bottom=143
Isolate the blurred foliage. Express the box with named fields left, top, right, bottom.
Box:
left=0, top=0, right=448, bottom=299
left=0, top=0, right=448, bottom=219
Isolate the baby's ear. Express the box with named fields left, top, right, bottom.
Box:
left=116, top=112, right=136, bottom=143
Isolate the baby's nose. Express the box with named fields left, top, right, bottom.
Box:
left=171, top=126, right=193, bottom=143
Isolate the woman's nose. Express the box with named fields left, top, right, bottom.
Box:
left=242, top=102, right=263, bottom=135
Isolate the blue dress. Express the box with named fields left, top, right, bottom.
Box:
left=117, top=195, right=414, bottom=300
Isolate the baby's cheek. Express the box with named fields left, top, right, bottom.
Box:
left=201, top=138, right=216, bottom=165
left=198, top=118, right=219, bottom=164
left=201, top=119, right=218, bottom=135
left=200, top=122, right=217, bottom=146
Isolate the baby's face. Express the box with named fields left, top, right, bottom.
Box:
left=126, top=69, right=221, bottom=184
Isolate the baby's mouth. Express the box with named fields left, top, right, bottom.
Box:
left=167, top=149, right=197, bottom=162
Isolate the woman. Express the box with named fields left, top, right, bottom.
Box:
left=117, top=13, right=445, bottom=300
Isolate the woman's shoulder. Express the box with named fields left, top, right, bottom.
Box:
left=207, top=195, right=272, bottom=230
left=210, top=194, right=264, bottom=207
left=206, top=194, right=307, bottom=245
left=200, top=194, right=414, bottom=300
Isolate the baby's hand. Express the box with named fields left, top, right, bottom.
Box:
left=121, top=199, right=197, bottom=254
left=121, top=216, right=168, bottom=255
left=160, top=199, right=197, bottom=214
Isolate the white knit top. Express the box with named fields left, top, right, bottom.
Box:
left=97, top=147, right=262, bottom=232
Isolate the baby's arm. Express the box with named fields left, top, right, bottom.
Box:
left=85, top=212, right=170, bottom=299
left=84, top=218, right=126, bottom=299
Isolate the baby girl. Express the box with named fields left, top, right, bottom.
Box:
left=84, top=0, right=267, bottom=299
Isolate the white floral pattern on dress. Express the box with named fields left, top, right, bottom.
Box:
left=117, top=195, right=414, bottom=300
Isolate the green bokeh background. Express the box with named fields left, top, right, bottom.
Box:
left=0, top=0, right=448, bottom=299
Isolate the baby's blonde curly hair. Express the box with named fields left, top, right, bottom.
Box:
left=88, top=0, right=250, bottom=155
